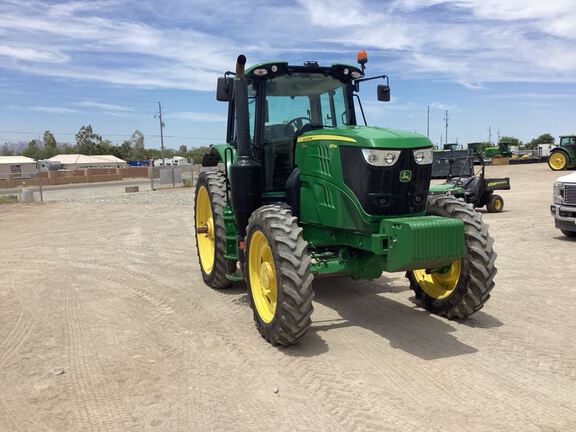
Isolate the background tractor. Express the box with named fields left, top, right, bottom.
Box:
left=432, top=153, right=510, bottom=213
left=548, top=136, right=576, bottom=171
left=194, top=53, right=497, bottom=346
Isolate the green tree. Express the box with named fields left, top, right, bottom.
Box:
left=131, top=130, right=146, bottom=160
left=75, top=125, right=102, bottom=155
left=60, top=143, right=77, bottom=154
left=119, top=140, right=133, bottom=160
left=1, top=143, right=13, bottom=156
left=178, top=144, right=188, bottom=155
left=189, top=146, right=210, bottom=164
left=43, top=130, right=57, bottom=150
left=94, top=139, right=114, bottom=155
left=22, top=140, right=40, bottom=159
left=526, top=133, right=555, bottom=149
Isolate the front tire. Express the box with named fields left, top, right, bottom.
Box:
left=407, top=195, right=497, bottom=319
left=486, top=194, right=504, bottom=213
left=246, top=205, right=314, bottom=346
left=194, top=170, right=235, bottom=289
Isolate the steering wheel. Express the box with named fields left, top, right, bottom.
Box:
left=284, top=117, right=312, bottom=136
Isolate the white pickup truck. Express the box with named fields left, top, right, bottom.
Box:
left=551, top=172, right=576, bottom=238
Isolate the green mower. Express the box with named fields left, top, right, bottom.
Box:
left=195, top=52, right=497, bottom=346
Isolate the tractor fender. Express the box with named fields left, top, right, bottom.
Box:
left=203, top=144, right=237, bottom=177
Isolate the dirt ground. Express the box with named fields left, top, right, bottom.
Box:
left=0, top=163, right=575, bottom=432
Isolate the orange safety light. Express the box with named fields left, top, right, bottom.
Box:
left=357, top=50, right=368, bottom=65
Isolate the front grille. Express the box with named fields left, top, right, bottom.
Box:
left=340, top=147, right=431, bottom=216
left=565, top=184, right=576, bottom=205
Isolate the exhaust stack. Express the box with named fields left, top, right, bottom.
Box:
left=230, top=54, right=261, bottom=237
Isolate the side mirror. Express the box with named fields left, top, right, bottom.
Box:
left=216, top=77, right=234, bottom=102
left=377, top=84, right=390, bottom=102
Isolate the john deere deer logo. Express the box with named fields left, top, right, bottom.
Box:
left=400, top=170, right=412, bottom=183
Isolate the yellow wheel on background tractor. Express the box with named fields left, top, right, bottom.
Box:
left=194, top=170, right=235, bottom=289
left=407, top=195, right=497, bottom=319
left=486, top=194, right=504, bottom=213
left=246, top=204, right=314, bottom=346
left=548, top=151, right=568, bottom=171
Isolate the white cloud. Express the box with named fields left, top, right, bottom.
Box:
left=31, top=106, right=79, bottom=114
left=77, top=101, right=132, bottom=111
left=0, top=44, right=68, bottom=63
left=0, top=0, right=575, bottom=90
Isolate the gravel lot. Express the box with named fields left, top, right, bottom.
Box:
left=0, top=163, right=575, bottom=432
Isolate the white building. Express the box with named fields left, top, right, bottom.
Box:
left=0, top=156, right=37, bottom=176
left=47, top=154, right=127, bottom=169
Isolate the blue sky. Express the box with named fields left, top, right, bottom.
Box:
left=1, top=0, right=575, bottom=150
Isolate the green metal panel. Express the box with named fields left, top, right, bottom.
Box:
left=306, top=215, right=464, bottom=277
left=380, top=216, right=464, bottom=272
left=223, top=205, right=239, bottom=261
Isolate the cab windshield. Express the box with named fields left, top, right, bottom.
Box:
left=265, top=73, right=351, bottom=129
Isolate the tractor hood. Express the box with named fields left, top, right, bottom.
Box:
left=299, top=126, right=432, bottom=149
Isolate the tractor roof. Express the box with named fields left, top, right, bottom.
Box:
left=244, top=61, right=364, bottom=83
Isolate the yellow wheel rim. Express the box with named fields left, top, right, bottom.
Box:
left=195, top=186, right=215, bottom=274
left=494, top=198, right=503, bottom=211
left=550, top=152, right=567, bottom=170
left=413, top=260, right=461, bottom=300
left=248, top=231, right=277, bottom=323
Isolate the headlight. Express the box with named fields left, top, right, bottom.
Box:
left=361, top=149, right=401, bottom=166
left=553, top=182, right=564, bottom=204
left=413, top=148, right=433, bottom=165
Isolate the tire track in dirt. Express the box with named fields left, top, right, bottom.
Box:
left=63, top=274, right=137, bottom=432
left=0, top=308, right=35, bottom=367
left=0, top=394, right=23, bottom=432
left=74, top=257, right=341, bottom=431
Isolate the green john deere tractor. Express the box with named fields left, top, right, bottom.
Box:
left=548, top=136, right=576, bottom=171
left=195, top=53, right=497, bottom=346
left=484, top=141, right=513, bottom=158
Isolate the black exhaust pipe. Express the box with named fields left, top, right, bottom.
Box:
left=230, top=55, right=261, bottom=236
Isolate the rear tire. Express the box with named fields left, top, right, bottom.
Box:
left=246, top=205, right=314, bottom=346
left=407, top=195, right=497, bottom=319
left=548, top=151, right=568, bottom=171
left=561, top=230, right=576, bottom=238
left=486, top=194, right=504, bottom=213
left=194, top=170, right=235, bottom=289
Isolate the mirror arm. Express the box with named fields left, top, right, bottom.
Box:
left=353, top=94, right=367, bottom=126
left=354, top=74, right=389, bottom=92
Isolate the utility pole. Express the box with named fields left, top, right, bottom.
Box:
left=444, top=109, right=449, bottom=145
left=497, top=129, right=501, bottom=144
left=155, top=102, right=166, bottom=166
left=426, top=105, right=430, bottom=138
left=488, top=126, right=492, bottom=145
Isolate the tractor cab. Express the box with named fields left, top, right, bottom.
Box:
left=215, top=56, right=391, bottom=195
left=559, top=136, right=576, bottom=153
